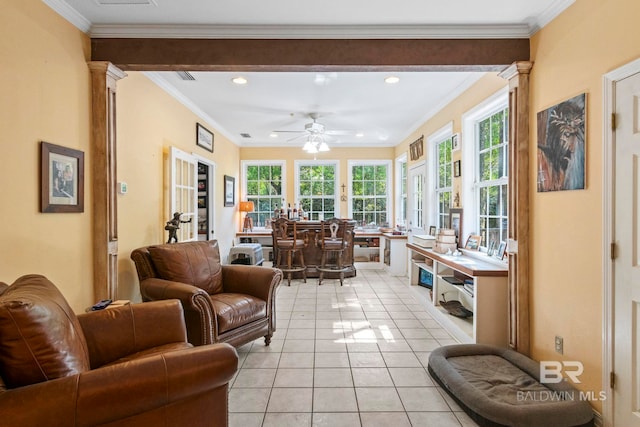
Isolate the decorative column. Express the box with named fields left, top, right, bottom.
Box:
left=88, top=62, right=127, bottom=301
left=499, top=61, right=533, bottom=355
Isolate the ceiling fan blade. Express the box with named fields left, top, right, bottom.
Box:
left=325, top=130, right=353, bottom=136
left=287, top=134, right=309, bottom=142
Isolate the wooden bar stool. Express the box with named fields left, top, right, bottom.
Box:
left=272, top=218, right=307, bottom=286
left=316, top=218, right=349, bottom=286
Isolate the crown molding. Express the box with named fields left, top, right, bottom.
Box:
left=42, top=0, right=92, bottom=33
left=89, top=24, right=531, bottom=39
left=528, top=0, right=575, bottom=35
left=143, top=72, right=238, bottom=145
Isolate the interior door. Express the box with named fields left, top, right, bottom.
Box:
left=614, top=71, right=640, bottom=426
left=407, top=163, right=426, bottom=239
left=169, top=147, right=197, bottom=242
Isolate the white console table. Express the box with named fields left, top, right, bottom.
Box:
left=407, top=243, right=508, bottom=347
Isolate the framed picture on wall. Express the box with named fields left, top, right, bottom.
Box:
left=224, top=175, right=235, bottom=207
left=40, top=141, right=85, bottom=213
left=451, top=133, right=461, bottom=151
left=453, top=160, right=461, bottom=177
left=196, top=123, right=214, bottom=152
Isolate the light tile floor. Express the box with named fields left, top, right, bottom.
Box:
left=229, top=268, right=479, bottom=427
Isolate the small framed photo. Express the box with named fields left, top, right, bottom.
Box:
left=428, top=225, right=436, bottom=236
left=196, top=123, right=214, bottom=152
left=451, top=133, right=461, bottom=151
left=486, top=241, right=496, bottom=256
left=40, top=141, right=84, bottom=213
left=453, top=160, right=461, bottom=177
left=464, top=234, right=482, bottom=250
left=224, top=175, right=235, bottom=207
left=496, top=241, right=507, bottom=260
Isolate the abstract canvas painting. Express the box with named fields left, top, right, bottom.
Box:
left=536, top=93, right=586, bottom=192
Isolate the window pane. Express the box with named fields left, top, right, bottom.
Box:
left=375, top=180, right=386, bottom=195
left=364, top=181, right=375, bottom=194
left=501, top=184, right=508, bottom=216
left=363, top=166, right=375, bottom=180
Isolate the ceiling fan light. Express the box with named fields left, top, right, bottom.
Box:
left=318, top=142, right=330, bottom=152
left=302, top=140, right=314, bottom=151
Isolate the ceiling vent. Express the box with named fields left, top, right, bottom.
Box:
left=95, top=0, right=158, bottom=5
left=240, top=133, right=252, bottom=138
left=176, top=71, right=196, bottom=81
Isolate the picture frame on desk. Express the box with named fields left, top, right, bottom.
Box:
left=464, top=234, right=482, bottom=250
left=448, top=208, right=463, bottom=247
left=496, top=241, right=507, bottom=260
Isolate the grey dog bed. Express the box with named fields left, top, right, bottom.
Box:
left=428, top=344, right=594, bottom=427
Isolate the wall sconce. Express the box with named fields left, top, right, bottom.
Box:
left=239, top=201, right=254, bottom=231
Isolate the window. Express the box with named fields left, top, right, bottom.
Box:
left=242, top=161, right=285, bottom=227
left=435, top=137, right=453, bottom=228
left=349, top=160, right=391, bottom=227
left=295, top=160, right=338, bottom=220
left=396, top=154, right=407, bottom=226
left=461, top=88, right=509, bottom=251
left=477, top=108, right=509, bottom=247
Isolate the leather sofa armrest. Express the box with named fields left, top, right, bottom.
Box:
left=221, top=265, right=282, bottom=302
left=138, top=277, right=215, bottom=346
left=77, top=300, right=188, bottom=368
left=0, top=344, right=238, bottom=427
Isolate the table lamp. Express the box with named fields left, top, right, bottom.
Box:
left=239, top=201, right=254, bottom=232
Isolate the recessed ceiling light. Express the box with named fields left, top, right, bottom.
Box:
left=270, top=133, right=278, bottom=138
left=232, top=76, right=248, bottom=85
left=384, top=76, right=400, bottom=84
left=355, top=132, right=364, bottom=138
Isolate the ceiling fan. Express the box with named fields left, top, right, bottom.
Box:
left=273, top=113, right=351, bottom=140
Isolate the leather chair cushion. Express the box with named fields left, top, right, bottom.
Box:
left=148, top=242, right=224, bottom=295
left=321, top=239, right=347, bottom=250
left=277, top=239, right=305, bottom=249
left=210, top=293, right=267, bottom=334
left=0, top=275, right=90, bottom=389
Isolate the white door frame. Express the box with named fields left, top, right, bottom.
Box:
left=602, top=56, right=640, bottom=427
left=194, top=154, right=217, bottom=240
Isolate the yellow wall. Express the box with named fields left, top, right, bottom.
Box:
left=240, top=146, right=395, bottom=219
left=0, top=1, right=241, bottom=310
left=528, top=0, right=640, bottom=408
left=0, top=0, right=93, bottom=310
left=116, top=73, right=240, bottom=302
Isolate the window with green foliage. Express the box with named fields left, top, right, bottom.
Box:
left=396, top=156, right=407, bottom=226
left=243, top=162, right=284, bottom=227
left=296, top=161, right=337, bottom=220
left=349, top=161, right=391, bottom=227
left=477, top=108, right=509, bottom=247
left=436, top=137, right=453, bottom=229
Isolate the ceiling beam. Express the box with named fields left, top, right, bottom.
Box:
left=91, top=38, right=529, bottom=72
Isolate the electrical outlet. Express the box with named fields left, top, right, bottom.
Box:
left=555, top=336, right=564, bottom=354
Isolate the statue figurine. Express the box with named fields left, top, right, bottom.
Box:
left=165, top=212, right=192, bottom=243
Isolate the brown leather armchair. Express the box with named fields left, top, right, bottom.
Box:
left=0, top=274, right=238, bottom=427
left=131, top=240, right=282, bottom=347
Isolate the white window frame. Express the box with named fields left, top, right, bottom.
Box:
left=241, top=160, right=287, bottom=225
left=347, top=159, right=392, bottom=227
left=427, top=123, right=453, bottom=230
left=462, top=87, right=509, bottom=249
left=395, top=153, right=408, bottom=227
left=294, top=159, right=340, bottom=220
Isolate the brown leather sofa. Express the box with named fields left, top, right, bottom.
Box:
left=0, top=274, right=238, bottom=427
left=131, top=240, right=282, bottom=347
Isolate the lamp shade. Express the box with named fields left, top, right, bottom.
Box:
left=239, top=201, right=254, bottom=212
